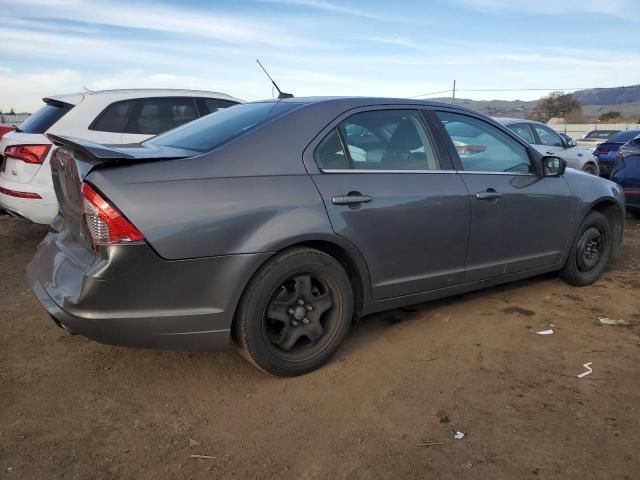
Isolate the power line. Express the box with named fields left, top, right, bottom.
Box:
left=409, top=86, right=604, bottom=98
left=410, top=89, right=453, bottom=98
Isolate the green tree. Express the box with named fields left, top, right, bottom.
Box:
left=9, top=107, right=15, bottom=115
left=528, top=91, right=583, bottom=123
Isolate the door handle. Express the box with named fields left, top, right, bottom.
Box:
left=332, top=194, right=372, bottom=205
left=475, top=190, right=502, bottom=201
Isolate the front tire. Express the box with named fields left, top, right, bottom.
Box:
left=582, top=162, right=599, bottom=176
left=560, top=211, right=612, bottom=286
left=235, top=247, right=353, bottom=377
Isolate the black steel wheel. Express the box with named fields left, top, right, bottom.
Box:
left=560, top=211, right=612, bottom=286
left=235, top=247, right=353, bottom=376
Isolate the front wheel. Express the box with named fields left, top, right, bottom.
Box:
left=234, top=247, right=353, bottom=376
left=560, top=211, right=612, bottom=286
left=582, top=162, right=599, bottom=176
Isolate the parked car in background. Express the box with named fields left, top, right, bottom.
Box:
left=593, top=130, right=640, bottom=178
left=0, top=89, right=242, bottom=224
left=0, top=126, right=13, bottom=139
left=611, top=134, right=640, bottom=216
left=28, top=98, right=624, bottom=376
left=493, top=118, right=600, bottom=175
left=576, top=129, right=620, bottom=150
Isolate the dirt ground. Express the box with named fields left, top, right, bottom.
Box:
left=1, top=214, right=639, bottom=480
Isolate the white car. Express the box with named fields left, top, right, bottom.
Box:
left=0, top=89, right=242, bottom=224
left=493, top=118, right=600, bottom=176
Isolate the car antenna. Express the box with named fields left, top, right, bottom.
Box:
left=256, top=59, right=294, bottom=99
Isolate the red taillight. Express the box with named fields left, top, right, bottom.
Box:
left=0, top=186, right=42, bottom=199
left=624, top=189, right=640, bottom=195
left=80, top=183, right=144, bottom=246
left=4, top=144, right=51, bottom=164
left=0, top=127, right=12, bottom=140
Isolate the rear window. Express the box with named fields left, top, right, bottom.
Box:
left=147, top=102, right=300, bottom=152
left=585, top=130, right=619, bottom=140
left=19, top=101, right=73, bottom=134
left=608, top=130, right=640, bottom=143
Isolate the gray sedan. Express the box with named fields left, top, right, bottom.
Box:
left=28, top=98, right=625, bottom=376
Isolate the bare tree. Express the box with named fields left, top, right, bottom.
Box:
left=528, top=92, right=583, bottom=123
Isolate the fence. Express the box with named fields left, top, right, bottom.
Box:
left=548, top=123, right=640, bottom=140
left=0, top=114, right=30, bottom=126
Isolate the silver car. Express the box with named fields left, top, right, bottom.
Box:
left=494, top=118, right=600, bottom=175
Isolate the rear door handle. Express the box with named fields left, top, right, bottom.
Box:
left=332, top=194, right=372, bottom=205
left=475, top=191, right=502, bottom=201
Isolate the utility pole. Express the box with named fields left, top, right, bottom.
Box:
left=452, top=80, right=456, bottom=103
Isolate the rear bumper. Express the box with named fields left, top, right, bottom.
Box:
left=0, top=176, right=57, bottom=224
left=27, top=229, right=271, bottom=351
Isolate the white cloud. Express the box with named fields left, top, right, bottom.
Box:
left=2, top=0, right=320, bottom=48
left=257, top=0, right=411, bottom=22
left=458, top=0, right=638, bottom=18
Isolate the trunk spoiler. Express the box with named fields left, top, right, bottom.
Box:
left=46, top=134, right=197, bottom=164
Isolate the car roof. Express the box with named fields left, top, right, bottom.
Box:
left=44, top=89, right=243, bottom=106
left=249, top=96, right=483, bottom=115
left=492, top=117, right=544, bottom=126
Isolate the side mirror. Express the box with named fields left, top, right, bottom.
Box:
left=560, top=134, right=576, bottom=148
left=542, top=156, right=567, bottom=176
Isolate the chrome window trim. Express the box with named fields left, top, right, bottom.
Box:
left=320, top=169, right=458, bottom=174
left=460, top=171, right=536, bottom=176
left=320, top=169, right=536, bottom=176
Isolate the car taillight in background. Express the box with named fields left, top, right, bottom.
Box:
left=4, top=144, right=51, bottom=164
left=0, top=126, right=12, bottom=139
left=80, top=183, right=144, bottom=246
left=456, top=145, right=487, bottom=156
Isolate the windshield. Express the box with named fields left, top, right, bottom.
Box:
left=585, top=130, right=619, bottom=140
left=147, top=101, right=301, bottom=153
left=19, top=100, right=74, bottom=134
left=608, top=130, right=640, bottom=143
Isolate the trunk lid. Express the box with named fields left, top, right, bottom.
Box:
left=48, top=134, right=196, bottom=247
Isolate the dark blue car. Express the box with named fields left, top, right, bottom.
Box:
left=594, top=129, right=640, bottom=178
left=611, top=134, right=640, bottom=217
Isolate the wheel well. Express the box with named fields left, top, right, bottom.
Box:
left=591, top=201, right=624, bottom=256
left=292, top=240, right=365, bottom=318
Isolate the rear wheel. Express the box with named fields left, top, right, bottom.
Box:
left=582, top=162, right=599, bottom=176
left=560, top=211, right=612, bottom=286
left=235, top=247, right=353, bottom=376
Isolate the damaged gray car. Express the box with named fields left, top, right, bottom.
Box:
left=27, top=98, right=625, bottom=376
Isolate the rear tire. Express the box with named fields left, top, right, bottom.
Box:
left=235, top=247, right=353, bottom=377
left=560, top=211, right=612, bottom=286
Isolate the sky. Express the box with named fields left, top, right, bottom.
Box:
left=1, top=0, right=639, bottom=112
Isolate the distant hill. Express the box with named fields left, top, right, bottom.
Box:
left=573, top=85, right=640, bottom=106
left=436, top=84, right=640, bottom=121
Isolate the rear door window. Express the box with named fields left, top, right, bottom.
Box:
left=315, top=109, right=440, bottom=171
left=19, top=101, right=74, bottom=133
left=90, top=100, right=137, bottom=133
left=506, top=123, right=535, bottom=144
left=126, top=97, right=199, bottom=135
left=532, top=125, right=564, bottom=147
